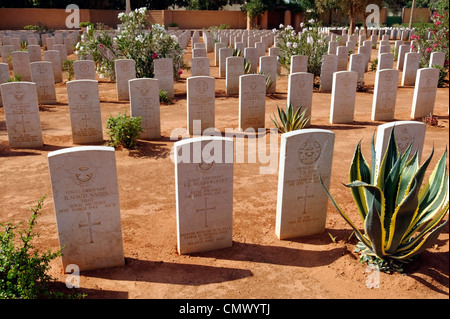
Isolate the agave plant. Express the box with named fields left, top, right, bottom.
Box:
left=321, top=128, right=449, bottom=272
left=270, top=103, right=309, bottom=133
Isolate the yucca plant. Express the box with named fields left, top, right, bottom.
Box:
left=270, top=103, right=309, bottom=133
left=321, top=128, right=449, bottom=272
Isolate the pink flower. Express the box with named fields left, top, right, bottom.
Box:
left=433, top=43, right=437, bottom=48
left=426, top=47, right=432, bottom=53
left=410, top=44, right=414, bottom=50
left=178, top=70, right=183, bottom=75
left=152, top=52, right=158, bottom=59
left=435, top=21, right=441, bottom=26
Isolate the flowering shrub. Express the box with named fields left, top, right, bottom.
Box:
left=410, top=10, right=449, bottom=69
left=75, top=7, right=188, bottom=80
left=276, top=19, right=328, bottom=79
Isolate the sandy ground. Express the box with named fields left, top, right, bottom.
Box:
left=0, top=41, right=449, bottom=301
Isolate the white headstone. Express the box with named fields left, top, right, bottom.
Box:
left=11, top=51, right=32, bottom=81
left=244, top=47, right=258, bottom=73
left=219, top=47, right=233, bottom=78
left=129, top=78, right=161, bottom=139
left=371, top=69, right=399, bottom=121
left=320, top=54, right=338, bottom=91
left=43, top=50, right=63, bottom=83
left=397, top=44, right=409, bottom=71
left=27, top=45, right=42, bottom=63
left=378, top=52, right=394, bottom=70
left=154, top=58, right=174, bottom=98
left=337, top=46, right=349, bottom=71
left=174, top=136, right=234, bottom=254
left=349, top=53, right=365, bottom=83
left=401, top=52, right=420, bottom=86
left=259, top=55, right=277, bottom=94
left=374, top=121, right=426, bottom=172
left=0, top=62, right=9, bottom=107
left=226, top=56, right=244, bottom=96
left=411, top=68, right=439, bottom=119
left=115, top=59, right=136, bottom=101
left=191, top=57, right=210, bottom=77
left=0, top=82, right=43, bottom=148
left=66, top=79, right=104, bottom=144
left=330, top=71, right=358, bottom=124
left=30, top=61, right=57, bottom=104
left=74, top=60, right=96, bottom=80
left=287, top=72, right=313, bottom=126
left=290, top=55, right=308, bottom=74
left=48, top=146, right=125, bottom=271
left=187, top=76, right=215, bottom=135
left=429, top=51, right=445, bottom=68
left=239, top=74, right=266, bottom=131
left=276, top=129, right=335, bottom=239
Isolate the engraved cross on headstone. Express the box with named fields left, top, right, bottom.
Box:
left=79, top=212, right=101, bottom=243
left=196, top=197, right=216, bottom=227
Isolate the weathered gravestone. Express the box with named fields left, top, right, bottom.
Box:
left=30, top=61, right=57, bottom=104
left=378, top=52, right=394, bottom=70
left=411, top=67, right=439, bottom=119
left=74, top=60, right=96, bottom=80
left=0, top=62, right=9, bottom=107
left=330, top=71, right=358, bottom=124
left=187, top=76, right=215, bottom=135
left=226, top=56, right=244, bottom=96
left=239, top=74, right=266, bottom=131
left=259, top=55, right=277, bottom=94
left=0, top=45, right=14, bottom=63
left=43, top=50, right=63, bottom=83
left=374, top=121, right=426, bottom=174
left=154, top=58, right=174, bottom=98
left=115, top=59, right=136, bottom=101
left=48, top=146, right=125, bottom=271
left=214, top=42, right=225, bottom=66
left=244, top=47, right=258, bottom=73
left=401, top=52, right=420, bottom=86
left=66, top=79, right=103, bottom=144
left=371, top=69, right=399, bottom=121
left=319, top=54, right=338, bottom=92
left=27, top=45, right=42, bottom=63
left=0, top=82, right=43, bottom=148
left=290, top=55, right=308, bottom=74
left=276, top=129, right=335, bottom=239
left=53, top=44, right=67, bottom=68
left=287, top=72, right=313, bottom=126
left=12, top=51, right=32, bottom=81
left=191, top=57, right=210, bottom=77
left=129, top=78, right=161, bottom=139
left=337, top=46, right=349, bottom=71
left=397, top=44, right=409, bottom=71
left=219, top=47, right=233, bottom=78
left=174, top=136, right=234, bottom=254
left=429, top=51, right=445, bottom=68
left=349, top=53, right=365, bottom=84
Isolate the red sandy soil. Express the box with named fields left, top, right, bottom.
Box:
left=0, top=41, right=448, bottom=300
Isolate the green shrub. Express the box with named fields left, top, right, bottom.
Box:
left=159, top=89, right=172, bottom=104
left=432, top=64, right=449, bottom=88
left=106, top=111, right=143, bottom=149
left=0, top=197, right=70, bottom=299
left=321, top=129, right=449, bottom=273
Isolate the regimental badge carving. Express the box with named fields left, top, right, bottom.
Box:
left=298, top=139, right=321, bottom=165
left=195, top=80, right=208, bottom=95
left=65, top=156, right=99, bottom=187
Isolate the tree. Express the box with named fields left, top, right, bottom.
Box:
left=314, top=0, right=340, bottom=26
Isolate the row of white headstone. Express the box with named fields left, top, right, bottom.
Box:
left=46, top=118, right=426, bottom=271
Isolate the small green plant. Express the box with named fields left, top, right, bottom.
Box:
left=270, top=103, right=309, bottom=133
left=168, top=22, right=178, bottom=27
left=159, top=89, right=172, bottom=104
left=321, top=129, right=449, bottom=273
left=0, top=196, right=70, bottom=299
left=63, top=59, right=74, bottom=81
left=8, top=74, right=22, bottom=82
left=370, top=58, right=378, bottom=72
left=106, top=111, right=143, bottom=149
left=79, top=21, right=93, bottom=28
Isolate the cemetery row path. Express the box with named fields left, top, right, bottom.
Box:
left=0, top=42, right=448, bottom=300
